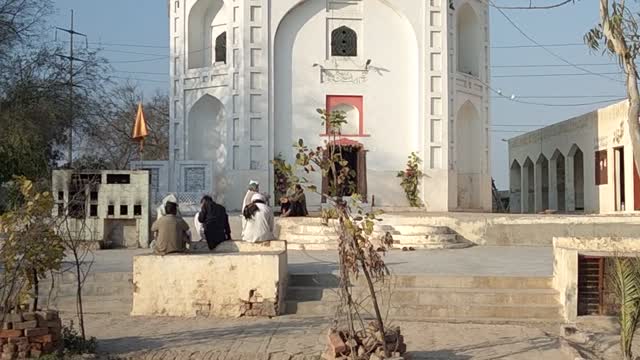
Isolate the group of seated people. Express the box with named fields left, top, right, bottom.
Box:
left=150, top=180, right=308, bottom=256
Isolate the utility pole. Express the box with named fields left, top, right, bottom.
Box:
left=56, top=10, right=87, bottom=168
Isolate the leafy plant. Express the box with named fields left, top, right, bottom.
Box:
left=0, top=176, right=65, bottom=312
left=397, top=152, right=423, bottom=207
left=62, top=323, right=97, bottom=355
left=272, top=153, right=293, bottom=202
left=610, top=256, right=640, bottom=360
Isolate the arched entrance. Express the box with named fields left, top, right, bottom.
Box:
left=510, top=160, right=522, bottom=213
left=568, top=145, right=584, bottom=212
left=523, top=157, right=534, bottom=213
left=321, top=139, right=367, bottom=203
left=456, top=101, right=482, bottom=209
left=536, top=154, right=549, bottom=212
left=551, top=150, right=566, bottom=211
left=188, top=0, right=226, bottom=69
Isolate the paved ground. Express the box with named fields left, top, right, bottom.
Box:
left=84, top=314, right=572, bottom=359
left=75, top=246, right=554, bottom=276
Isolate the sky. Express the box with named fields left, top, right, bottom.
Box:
left=50, top=0, right=627, bottom=190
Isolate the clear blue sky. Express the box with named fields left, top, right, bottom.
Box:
left=50, top=1, right=626, bottom=189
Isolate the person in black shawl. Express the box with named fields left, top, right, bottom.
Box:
left=198, top=195, right=231, bottom=250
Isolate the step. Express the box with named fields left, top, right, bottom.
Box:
left=286, top=286, right=560, bottom=306
left=285, top=301, right=561, bottom=320
left=374, top=225, right=452, bottom=235
left=288, top=274, right=554, bottom=289
left=389, top=234, right=460, bottom=244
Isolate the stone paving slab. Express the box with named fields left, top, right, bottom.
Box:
left=83, top=314, right=572, bottom=360
left=70, top=246, right=553, bottom=277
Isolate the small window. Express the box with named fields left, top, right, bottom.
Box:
left=595, top=150, right=608, bottom=185
left=107, top=205, right=115, bottom=216
left=215, top=32, right=227, bottom=63
left=90, top=192, right=98, bottom=201
left=120, top=205, right=128, bottom=216
left=89, top=204, right=98, bottom=217
left=57, top=203, right=65, bottom=216
left=133, top=205, right=142, bottom=216
left=106, top=174, right=130, bottom=184
left=58, top=192, right=64, bottom=201
left=331, top=26, right=357, bottom=57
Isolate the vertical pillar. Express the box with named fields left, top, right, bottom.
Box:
left=566, top=156, right=576, bottom=212
left=521, top=166, right=529, bottom=213
left=549, top=159, right=559, bottom=211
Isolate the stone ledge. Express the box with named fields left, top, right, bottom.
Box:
left=131, top=248, right=287, bottom=318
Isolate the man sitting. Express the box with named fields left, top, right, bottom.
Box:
left=151, top=201, right=190, bottom=255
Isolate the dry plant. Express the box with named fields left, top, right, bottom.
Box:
left=273, top=108, right=402, bottom=358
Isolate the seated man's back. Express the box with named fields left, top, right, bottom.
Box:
left=151, top=202, right=190, bottom=255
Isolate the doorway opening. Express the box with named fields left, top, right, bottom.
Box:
left=322, top=142, right=367, bottom=203
left=615, top=147, right=626, bottom=211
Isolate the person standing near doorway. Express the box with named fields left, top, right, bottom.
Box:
left=198, top=195, right=231, bottom=250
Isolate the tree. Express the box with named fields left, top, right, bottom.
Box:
left=0, top=0, right=51, bottom=61
left=78, top=83, right=170, bottom=169
left=585, top=0, right=640, bottom=181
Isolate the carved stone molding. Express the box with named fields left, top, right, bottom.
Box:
left=321, top=68, right=369, bottom=84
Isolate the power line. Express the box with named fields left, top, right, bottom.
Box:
left=492, top=63, right=617, bottom=68
left=490, top=1, right=624, bottom=84
left=493, top=72, right=623, bottom=78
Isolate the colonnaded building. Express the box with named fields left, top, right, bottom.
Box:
left=509, top=101, right=640, bottom=214
left=140, top=0, right=492, bottom=212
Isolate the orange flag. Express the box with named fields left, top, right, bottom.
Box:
left=132, top=103, right=149, bottom=151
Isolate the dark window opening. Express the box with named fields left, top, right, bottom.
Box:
left=107, top=174, right=130, bottom=184
left=120, top=205, right=128, bottom=216
left=215, top=32, right=227, bottom=63
left=595, top=150, right=608, bottom=186
left=107, top=205, right=115, bottom=216
left=90, top=191, right=99, bottom=201
left=57, top=203, right=65, bottom=216
left=89, top=204, right=98, bottom=217
left=331, top=26, right=357, bottom=57
left=71, top=173, right=101, bottom=185
left=69, top=202, right=86, bottom=219
left=134, top=205, right=142, bottom=216
left=58, top=192, right=64, bottom=201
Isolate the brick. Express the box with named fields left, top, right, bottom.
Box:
left=327, top=330, right=347, bottom=355
left=6, top=338, right=26, bottom=345
left=11, top=322, right=36, bottom=331
left=1, top=315, right=21, bottom=324
left=29, top=344, right=41, bottom=351
left=20, top=314, right=34, bottom=322
left=29, top=350, right=40, bottom=358
left=15, top=343, right=28, bottom=352
left=0, top=331, right=22, bottom=339
left=2, top=344, right=16, bottom=352
left=0, top=353, right=14, bottom=360
left=28, top=335, right=52, bottom=344
left=43, top=320, right=61, bottom=329
left=23, top=329, right=47, bottom=337
left=1, top=324, right=11, bottom=331
left=16, top=352, right=27, bottom=359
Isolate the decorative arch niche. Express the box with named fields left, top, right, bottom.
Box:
left=188, top=0, right=226, bottom=69
left=456, top=3, right=481, bottom=77
left=188, top=95, right=226, bottom=164
left=455, top=100, right=482, bottom=209
left=510, top=160, right=522, bottom=213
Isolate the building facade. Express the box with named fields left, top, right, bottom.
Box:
left=156, top=0, right=492, bottom=212
left=509, top=101, right=640, bottom=214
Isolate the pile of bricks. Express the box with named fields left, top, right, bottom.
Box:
left=0, top=310, right=63, bottom=359
left=239, top=289, right=278, bottom=317
left=323, top=322, right=407, bottom=360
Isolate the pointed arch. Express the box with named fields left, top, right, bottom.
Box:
left=188, top=95, right=226, bottom=164
left=215, top=32, right=227, bottom=63
left=510, top=160, right=522, bottom=213
left=551, top=149, right=566, bottom=211
left=331, top=26, right=357, bottom=57
left=536, top=154, right=549, bottom=212
left=457, top=2, right=481, bottom=77
left=188, top=0, right=226, bottom=69
left=523, top=157, right=535, bottom=213
left=456, top=100, right=482, bottom=209
left=568, top=144, right=585, bottom=211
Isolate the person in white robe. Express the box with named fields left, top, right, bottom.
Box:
left=241, top=193, right=275, bottom=243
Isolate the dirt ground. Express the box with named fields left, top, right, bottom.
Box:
left=76, top=314, right=577, bottom=360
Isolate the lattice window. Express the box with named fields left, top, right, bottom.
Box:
left=184, top=167, right=206, bottom=193
left=215, top=32, right=227, bottom=63
left=331, top=26, right=357, bottom=57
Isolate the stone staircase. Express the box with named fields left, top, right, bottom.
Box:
left=277, top=218, right=472, bottom=250
left=285, top=273, right=563, bottom=323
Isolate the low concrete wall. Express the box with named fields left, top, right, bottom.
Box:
left=131, top=241, right=287, bottom=318
left=552, top=237, right=640, bottom=323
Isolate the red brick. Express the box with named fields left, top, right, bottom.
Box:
left=328, top=330, right=347, bottom=355
left=27, top=335, right=52, bottom=344
left=11, top=322, right=35, bottom=331
left=6, top=338, right=26, bottom=345
left=0, top=331, right=22, bottom=339
left=23, top=329, right=47, bottom=337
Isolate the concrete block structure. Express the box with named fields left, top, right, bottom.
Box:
left=509, top=101, right=640, bottom=214
left=146, top=0, right=492, bottom=212
left=52, top=170, right=150, bottom=248
left=131, top=241, right=287, bottom=317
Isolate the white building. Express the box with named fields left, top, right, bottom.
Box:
left=149, top=0, right=492, bottom=212
left=509, top=101, right=640, bottom=214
